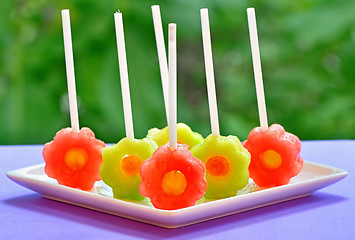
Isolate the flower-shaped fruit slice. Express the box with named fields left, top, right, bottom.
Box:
left=43, top=127, right=106, bottom=190
left=191, top=134, right=251, bottom=199
left=139, top=144, right=207, bottom=210
left=243, top=124, right=303, bottom=187
left=100, top=137, right=158, bottom=201
left=147, top=123, right=203, bottom=148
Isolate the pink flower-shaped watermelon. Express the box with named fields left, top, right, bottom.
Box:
left=243, top=124, right=303, bottom=187
left=43, top=127, right=105, bottom=190
left=139, top=144, right=207, bottom=210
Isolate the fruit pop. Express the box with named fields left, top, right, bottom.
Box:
left=191, top=9, right=250, bottom=199
left=243, top=124, right=303, bottom=187
left=43, top=9, right=105, bottom=191
left=139, top=24, right=207, bottom=210
left=243, top=8, right=303, bottom=187
left=148, top=6, right=203, bottom=149
left=147, top=123, right=203, bottom=149
left=99, top=11, right=157, bottom=201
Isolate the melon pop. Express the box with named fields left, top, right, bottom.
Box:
left=99, top=11, right=157, bottom=201
left=43, top=128, right=105, bottom=190
left=147, top=6, right=203, bottom=149
left=243, top=124, right=303, bottom=186
left=191, top=9, right=250, bottom=199
left=100, top=137, right=157, bottom=200
left=243, top=8, right=303, bottom=187
left=43, top=9, right=105, bottom=191
left=139, top=24, right=207, bottom=210
left=147, top=123, right=203, bottom=148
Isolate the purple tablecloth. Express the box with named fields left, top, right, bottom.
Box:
left=1, top=140, right=353, bottom=239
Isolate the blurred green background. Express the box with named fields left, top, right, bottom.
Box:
left=1, top=0, right=355, bottom=145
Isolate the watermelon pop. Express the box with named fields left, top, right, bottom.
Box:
left=43, top=127, right=105, bottom=190
left=139, top=24, right=207, bottom=210
left=43, top=10, right=105, bottom=191
left=140, top=144, right=206, bottom=210
left=244, top=8, right=303, bottom=187
left=99, top=11, right=157, bottom=200
left=243, top=124, right=303, bottom=187
left=191, top=9, right=250, bottom=199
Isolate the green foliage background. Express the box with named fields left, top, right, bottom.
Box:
left=1, top=0, right=355, bottom=145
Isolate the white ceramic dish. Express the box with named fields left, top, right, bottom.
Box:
left=7, top=161, right=347, bottom=228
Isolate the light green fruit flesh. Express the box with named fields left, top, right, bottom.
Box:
left=100, top=137, right=158, bottom=200
left=191, top=134, right=251, bottom=199
left=147, top=123, right=203, bottom=148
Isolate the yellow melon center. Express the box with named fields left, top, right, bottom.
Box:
left=121, top=155, right=143, bottom=176
left=64, top=148, right=88, bottom=171
left=206, top=156, right=230, bottom=177
left=162, top=170, right=187, bottom=195
left=260, top=150, right=282, bottom=169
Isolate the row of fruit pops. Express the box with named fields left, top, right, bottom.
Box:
left=43, top=6, right=303, bottom=210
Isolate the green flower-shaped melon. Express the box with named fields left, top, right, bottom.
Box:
left=191, top=134, right=251, bottom=199
left=147, top=123, right=203, bottom=148
left=100, top=137, right=158, bottom=201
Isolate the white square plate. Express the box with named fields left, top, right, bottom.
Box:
left=7, top=161, right=347, bottom=228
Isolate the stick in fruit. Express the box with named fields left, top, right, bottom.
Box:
left=247, top=7, right=268, bottom=131
left=62, top=9, right=80, bottom=132
left=43, top=10, right=106, bottom=191
left=99, top=12, right=158, bottom=200
left=151, top=5, right=169, bottom=125
left=244, top=8, right=303, bottom=187
left=114, top=11, right=134, bottom=139
left=191, top=9, right=251, bottom=199
left=168, top=23, right=177, bottom=150
left=139, top=24, right=207, bottom=209
left=147, top=6, right=203, bottom=148
left=200, top=8, right=220, bottom=137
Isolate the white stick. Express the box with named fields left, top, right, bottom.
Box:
left=247, top=8, right=268, bottom=131
left=114, top=12, right=134, bottom=139
left=151, top=5, right=169, bottom=125
left=168, top=23, right=177, bottom=150
left=200, top=8, right=220, bottom=136
left=61, top=10, right=80, bottom=133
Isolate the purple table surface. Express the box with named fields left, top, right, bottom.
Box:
left=0, top=140, right=353, bottom=240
